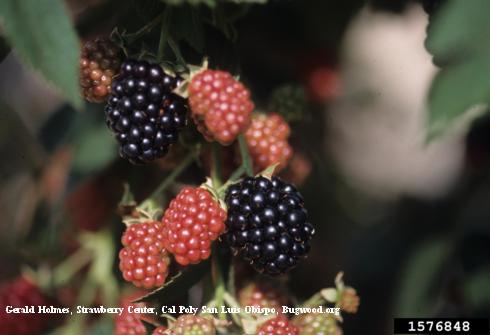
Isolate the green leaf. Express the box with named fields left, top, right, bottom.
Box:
left=134, top=259, right=211, bottom=303
left=426, top=57, right=490, bottom=140
left=0, top=0, right=82, bottom=109
left=394, top=237, right=453, bottom=317
left=463, top=268, right=490, bottom=308
left=425, top=0, right=490, bottom=61
left=425, top=0, right=490, bottom=140
left=71, top=123, right=118, bottom=174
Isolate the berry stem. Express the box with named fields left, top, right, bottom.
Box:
left=238, top=133, right=253, bottom=176
left=148, top=149, right=197, bottom=200
left=211, top=143, right=223, bottom=188
left=211, top=250, right=226, bottom=320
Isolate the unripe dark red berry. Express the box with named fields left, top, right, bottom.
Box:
left=245, top=113, right=292, bottom=173
left=80, top=37, right=121, bottom=103
left=161, top=187, right=227, bottom=266
left=114, top=299, right=147, bottom=335
left=189, top=70, right=254, bottom=145
left=119, top=221, right=171, bottom=289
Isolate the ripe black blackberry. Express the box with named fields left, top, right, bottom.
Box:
left=105, top=59, right=187, bottom=164
left=224, top=176, right=314, bottom=275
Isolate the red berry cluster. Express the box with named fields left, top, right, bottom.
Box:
left=114, top=300, right=147, bottom=335
left=119, top=221, right=171, bottom=289
left=79, top=37, right=121, bottom=103
left=245, top=113, right=292, bottom=172
left=189, top=70, right=254, bottom=145
left=162, top=187, right=227, bottom=266
left=0, top=277, right=59, bottom=335
left=257, top=316, right=299, bottom=335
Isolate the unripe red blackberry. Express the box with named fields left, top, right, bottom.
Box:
left=224, top=176, right=314, bottom=275
left=238, top=281, right=288, bottom=313
left=114, top=300, right=147, bottom=335
left=292, top=313, right=342, bottom=335
left=119, top=221, right=171, bottom=289
left=188, top=69, right=254, bottom=145
left=80, top=37, right=121, bottom=103
left=257, top=316, right=299, bottom=335
left=171, top=315, right=215, bottom=335
left=245, top=113, right=292, bottom=173
left=0, top=276, right=59, bottom=335
left=161, top=187, right=227, bottom=266
left=105, top=59, right=188, bottom=164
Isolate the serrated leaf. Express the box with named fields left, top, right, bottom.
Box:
left=134, top=259, right=211, bottom=303
left=0, top=0, right=82, bottom=109
left=425, top=0, right=490, bottom=140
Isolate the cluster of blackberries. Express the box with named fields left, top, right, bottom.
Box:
left=105, top=59, right=188, bottom=164
left=224, top=176, right=314, bottom=275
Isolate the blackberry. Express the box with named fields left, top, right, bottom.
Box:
left=105, top=59, right=188, bottom=164
left=224, top=176, right=314, bottom=275
left=79, top=37, right=121, bottom=103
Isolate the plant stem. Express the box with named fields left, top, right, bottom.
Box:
left=238, top=134, right=253, bottom=176
left=212, top=253, right=226, bottom=320
left=148, top=150, right=197, bottom=200
left=211, top=143, right=223, bottom=188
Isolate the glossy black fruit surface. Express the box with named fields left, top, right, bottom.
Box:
left=224, top=176, right=314, bottom=275
left=105, top=59, right=187, bottom=164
